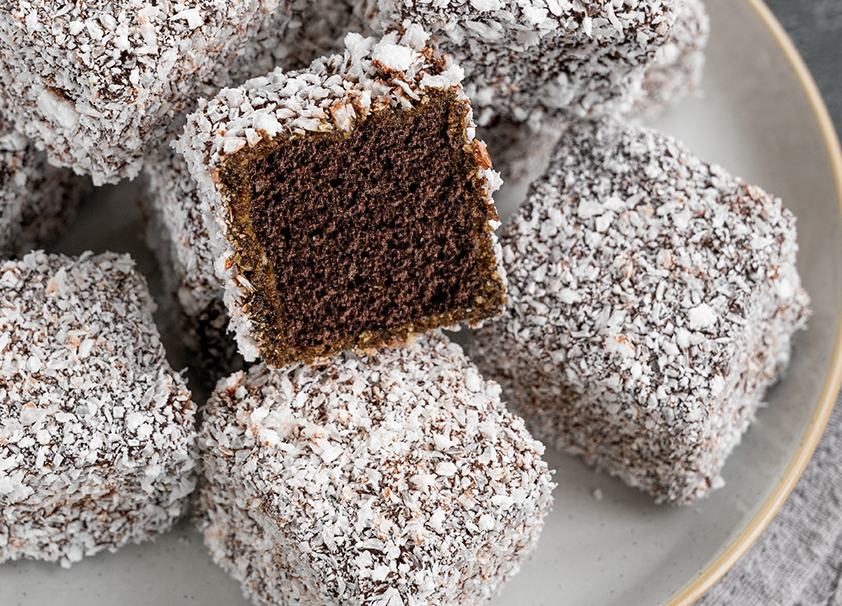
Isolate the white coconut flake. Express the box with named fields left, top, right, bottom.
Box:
left=373, top=43, right=415, bottom=72
left=688, top=303, right=717, bottom=330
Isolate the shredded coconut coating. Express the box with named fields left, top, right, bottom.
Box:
left=225, top=0, right=370, bottom=85
left=0, top=0, right=288, bottom=185
left=468, top=119, right=811, bottom=504
left=198, top=330, right=554, bottom=606
left=0, top=251, right=199, bottom=567
left=0, top=111, right=90, bottom=258
left=140, top=143, right=244, bottom=389
left=177, top=27, right=505, bottom=363
left=142, top=142, right=221, bottom=321
left=368, top=0, right=678, bottom=126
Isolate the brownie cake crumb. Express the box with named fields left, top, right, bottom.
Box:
left=248, top=100, right=484, bottom=349
left=139, top=1, right=367, bottom=388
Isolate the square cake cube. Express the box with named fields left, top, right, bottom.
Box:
left=0, top=251, right=198, bottom=566
left=198, top=331, right=553, bottom=606
left=469, top=118, right=810, bottom=504
left=0, top=0, right=287, bottom=184
left=177, top=28, right=506, bottom=368
left=630, top=0, right=710, bottom=119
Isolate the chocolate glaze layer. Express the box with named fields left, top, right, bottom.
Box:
left=248, top=103, right=481, bottom=349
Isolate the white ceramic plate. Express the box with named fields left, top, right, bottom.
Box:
left=3, top=1, right=842, bottom=605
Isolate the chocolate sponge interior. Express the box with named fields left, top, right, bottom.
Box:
left=248, top=102, right=483, bottom=349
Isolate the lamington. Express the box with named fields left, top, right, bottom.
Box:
left=367, top=0, right=682, bottom=126
left=467, top=118, right=810, bottom=504
left=177, top=28, right=506, bottom=369
left=0, top=251, right=198, bottom=567
left=1, top=112, right=90, bottom=258
left=198, top=330, right=554, bottom=606
left=0, top=0, right=288, bottom=184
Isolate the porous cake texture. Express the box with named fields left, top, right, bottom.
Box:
left=198, top=331, right=554, bottom=606
left=178, top=28, right=506, bottom=368
left=0, top=114, right=89, bottom=258
left=468, top=119, right=810, bottom=504
left=369, top=0, right=680, bottom=125
left=0, top=251, right=198, bottom=567
left=0, top=0, right=287, bottom=185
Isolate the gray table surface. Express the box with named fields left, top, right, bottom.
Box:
left=698, top=1, right=842, bottom=604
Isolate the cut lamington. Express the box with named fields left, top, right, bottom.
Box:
left=0, top=251, right=198, bottom=566
left=198, top=330, right=554, bottom=606
left=467, top=118, right=810, bottom=504
left=177, top=28, right=506, bottom=368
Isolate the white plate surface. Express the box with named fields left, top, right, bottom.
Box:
left=3, top=1, right=842, bottom=605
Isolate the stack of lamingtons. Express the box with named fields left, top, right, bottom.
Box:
left=0, top=1, right=810, bottom=605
